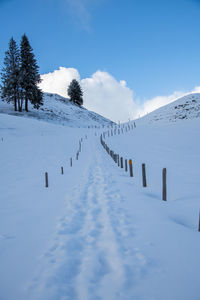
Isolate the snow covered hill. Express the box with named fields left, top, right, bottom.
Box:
left=136, top=93, right=200, bottom=125
left=0, top=92, right=113, bottom=127
left=1, top=94, right=200, bottom=300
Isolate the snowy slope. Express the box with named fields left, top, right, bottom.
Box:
left=136, top=93, right=200, bottom=124
left=1, top=103, right=200, bottom=300
left=0, top=92, right=113, bottom=127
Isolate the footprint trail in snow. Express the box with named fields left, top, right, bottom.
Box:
left=29, top=137, right=147, bottom=300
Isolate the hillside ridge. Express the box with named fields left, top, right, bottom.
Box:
left=0, top=92, right=113, bottom=127
left=136, top=93, right=200, bottom=125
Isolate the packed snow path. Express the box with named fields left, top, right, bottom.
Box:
left=28, top=130, right=200, bottom=300
left=30, top=136, right=144, bottom=300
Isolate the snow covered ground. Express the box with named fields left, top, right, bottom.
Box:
left=136, top=93, right=200, bottom=124
left=0, top=92, right=113, bottom=127
left=1, top=93, right=200, bottom=300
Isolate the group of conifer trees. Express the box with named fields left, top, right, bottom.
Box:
left=1, top=34, right=84, bottom=112
left=1, top=34, right=43, bottom=112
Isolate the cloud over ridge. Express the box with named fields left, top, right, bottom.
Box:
left=40, top=67, right=137, bottom=122
left=39, top=66, right=200, bottom=122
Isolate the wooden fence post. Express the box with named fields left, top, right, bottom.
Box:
left=61, top=167, right=64, bottom=175
left=70, top=158, right=72, bottom=167
left=142, top=163, right=147, bottom=187
left=45, top=172, right=48, bottom=188
left=125, top=159, right=128, bottom=172
left=118, top=155, right=120, bottom=167
left=129, top=160, right=133, bottom=177
left=162, top=168, right=167, bottom=201
left=120, top=157, right=123, bottom=168
left=198, top=210, right=200, bottom=232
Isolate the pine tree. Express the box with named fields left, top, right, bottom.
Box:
left=20, top=34, right=43, bottom=112
left=67, top=79, right=83, bottom=106
left=31, top=86, right=43, bottom=109
left=1, top=37, right=20, bottom=111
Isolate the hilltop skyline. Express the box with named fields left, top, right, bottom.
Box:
left=1, top=0, right=200, bottom=121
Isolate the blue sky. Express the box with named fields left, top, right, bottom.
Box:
left=1, top=0, right=200, bottom=120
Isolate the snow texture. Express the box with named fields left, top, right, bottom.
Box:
left=0, top=92, right=200, bottom=300
left=0, top=92, right=113, bottom=127
left=137, top=93, right=200, bottom=124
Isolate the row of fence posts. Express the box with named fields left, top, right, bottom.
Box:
left=100, top=132, right=167, bottom=201
left=102, top=122, right=136, bottom=139
left=88, top=123, right=113, bottom=129
left=101, top=122, right=200, bottom=231
left=44, top=121, right=199, bottom=232
left=45, top=136, right=87, bottom=188
left=102, top=123, right=200, bottom=231
left=87, top=121, right=136, bottom=132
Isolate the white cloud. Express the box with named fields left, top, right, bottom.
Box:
left=137, top=91, right=186, bottom=117
left=82, top=71, right=137, bottom=122
left=39, top=67, right=80, bottom=98
left=40, top=67, right=137, bottom=122
left=39, top=66, right=200, bottom=123
left=136, top=86, right=200, bottom=118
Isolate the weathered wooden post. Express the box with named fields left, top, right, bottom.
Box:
left=61, top=167, right=64, bottom=174
left=162, top=168, right=167, bottom=201
left=118, top=155, right=120, bottom=167
left=76, top=152, right=79, bottom=160
left=198, top=210, right=200, bottom=232
left=125, top=159, right=128, bottom=172
left=45, top=172, right=48, bottom=188
left=129, top=159, right=133, bottom=177
left=134, top=122, right=136, bottom=128
left=70, top=158, right=72, bottom=167
left=120, top=157, right=123, bottom=168
left=142, top=163, right=147, bottom=187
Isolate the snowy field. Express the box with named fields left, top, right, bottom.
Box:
left=0, top=106, right=200, bottom=299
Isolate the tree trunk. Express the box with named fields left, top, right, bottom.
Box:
left=14, top=96, right=17, bottom=111
left=17, top=96, right=20, bottom=112
left=25, top=95, right=28, bottom=112
left=19, top=96, right=23, bottom=112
